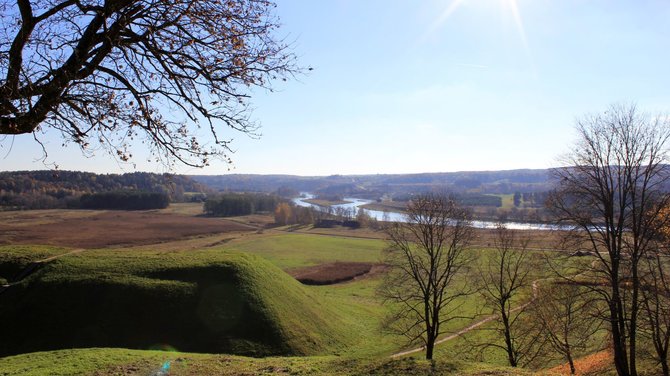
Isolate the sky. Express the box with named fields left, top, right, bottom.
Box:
left=2, top=0, right=670, bottom=176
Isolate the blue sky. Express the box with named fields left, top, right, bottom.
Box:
left=2, top=0, right=670, bottom=175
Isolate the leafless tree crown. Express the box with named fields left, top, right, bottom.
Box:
left=0, top=0, right=297, bottom=167
left=380, top=193, right=474, bottom=360
left=549, top=103, right=670, bottom=376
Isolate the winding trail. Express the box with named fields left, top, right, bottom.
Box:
left=0, top=248, right=84, bottom=294
left=390, top=255, right=604, bottom=359
left=390, top=279, right=542, bottom=358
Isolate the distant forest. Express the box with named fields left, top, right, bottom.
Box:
left=0, top=169, right=556, bottom=218
left=191, top=169, right=554, bottom=199
left=204, top=193, right=279, bottom=217
left=0, top=171, right=210, bottom=210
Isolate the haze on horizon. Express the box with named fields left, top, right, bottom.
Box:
left=2, top=0, right=669, bottom=176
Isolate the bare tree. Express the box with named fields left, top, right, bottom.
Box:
left=640, top=247, right=670, bottom=376
left=531, top=283, right=603, bottom=375
left=548, top=103, right=670, bottom=376
left=478, top=223, right=542, bottom=367
left=379, top=193, right=474, bottom=360
left=0, top=0, right=297, bottom=167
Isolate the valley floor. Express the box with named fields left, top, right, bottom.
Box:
left=0, top=204, right=635, bottom=375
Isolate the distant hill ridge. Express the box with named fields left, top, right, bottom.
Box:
left=191, top=168, right=554, bottom=197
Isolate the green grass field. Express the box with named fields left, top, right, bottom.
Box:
left=0, top=347, right=534, bottom=376
left=0, top=245, right=69, bottom=282
left=223, top=233, right=385, bottom=269
left=0, top=210, right=636, bottom=375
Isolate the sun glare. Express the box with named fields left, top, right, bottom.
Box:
left=423, top=0, right=535, bottom=74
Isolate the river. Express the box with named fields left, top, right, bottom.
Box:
left=291, top=193, right=564, bottom=231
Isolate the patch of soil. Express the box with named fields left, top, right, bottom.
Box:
left=289, top=262, right=388, bottom=285
left=547, top=349, right=612, bottom=375
left=0, top=210, right=255, bottom=248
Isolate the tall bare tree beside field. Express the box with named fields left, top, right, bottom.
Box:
left=549, top=103, right=670, bottom=376
left=636, top=206, right=670, bottom=376
left=379, top=193, right=474, bottom=360
left=477, top=223, right=542, bottom=367
left=0, top=0, right=297, bottom=167
left=639, top=250, right=670, bottom=376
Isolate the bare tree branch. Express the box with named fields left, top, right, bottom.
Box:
left=0, top=0, right=298, bottom=168
left=379, top=193, right=474, bottom=360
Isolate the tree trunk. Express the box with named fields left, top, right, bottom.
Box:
left=630, top=260, right=640, bottom=376
left=611, top=272, right=631, bottom=376
left=566, top=342, right=575, bottom=375
left=568, top=356, right=576, bottom=376
left=426, top=337, right=434, bottom=360
left=612, top=318, right=630, bottom=376
left=501, top=310, right=517, bottom=367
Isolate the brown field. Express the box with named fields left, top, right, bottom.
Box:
left=0, top=209, right=256, bottom=248
left=359, top=201, right=407, bottom=213
left=289, top=262, right=387, bottom=285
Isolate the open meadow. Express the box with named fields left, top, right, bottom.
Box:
left=0, top=203, right=631, bottom=375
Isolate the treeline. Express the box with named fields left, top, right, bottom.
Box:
left=204, top=193, right=279, bottom=217
left=80, top=191, right=169, bottom=210
left=191, top=169, right=554, bottom=197
left=0, top=170, right=210, bottom=210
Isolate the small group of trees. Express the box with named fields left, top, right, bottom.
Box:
left=204, top=193, right=279, bottom=217
left=381, top=199, right=601, bottom=372
left=273, top=202, right=381, bottom=229
left=549, top=104, right=670, bottom=376
left=382, top=104, right=670, bottom=376
left=273, top=203, right=315, bottom=226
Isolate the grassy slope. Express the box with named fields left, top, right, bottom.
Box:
left=222, top=235, right=551, bottom=360
left=0, top=246, right=348, bottom=357
left=1, top=228, right=622, bottom=374
left=0, top=245, right=69, bottom=282
left=0, top=348, right=533, bottom=376
left=221, top=233, right=405, bottom=357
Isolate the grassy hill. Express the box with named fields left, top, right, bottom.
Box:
left=0, top=348, right=535, bottom=376
left=0, top=246, right=348, bottom=357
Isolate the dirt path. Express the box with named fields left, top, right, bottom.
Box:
left=390, top=254, right=604, bottom=359
left=0, top=248, right=85, bottom=293
left=390, top=279, right=542, bottom=358
left=37, top=248, right=85, bottom=263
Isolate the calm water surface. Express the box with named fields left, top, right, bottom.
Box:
left=291, top=193, right=563, bottom=231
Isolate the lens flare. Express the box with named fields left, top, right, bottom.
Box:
left=421, top=0, right=535, bottom=75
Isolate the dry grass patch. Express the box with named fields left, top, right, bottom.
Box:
left=0, top=210, right=255, bottom=248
